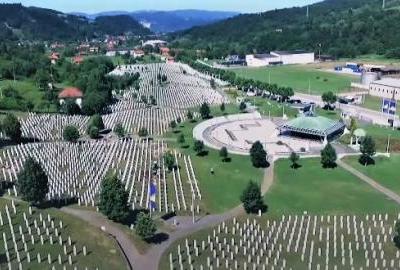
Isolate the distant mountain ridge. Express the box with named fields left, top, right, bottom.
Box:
left=0, top=3, right=152, bottom=41
left=171, top=0, right=400, bottom=58
left=72, top=10, right=239, bottom=33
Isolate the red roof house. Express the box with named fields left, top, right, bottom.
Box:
left=58, top=87, right=83, bottom=99
left=73, top=55, right=84, bottom=65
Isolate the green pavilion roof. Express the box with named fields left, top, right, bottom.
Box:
left=278, top=116, right=345, bottom=137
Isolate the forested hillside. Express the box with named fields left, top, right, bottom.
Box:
left=171, top=0, right=400, bottom=58
left=0, top=4, right=151, bottom=41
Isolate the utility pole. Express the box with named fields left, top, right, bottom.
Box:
left=386, top=134, right=391, bottom=154
left=383, top=0, right=386, bottom=9
left=306, top=6, right=309, bottom=18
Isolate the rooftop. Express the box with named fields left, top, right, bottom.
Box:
left=272, top=50, right=312, bottom=55
left=371, top=78, right=400, bottom=88
left=254, top=54, right=277, bottom=59
left=58, top=87, right=83, bottom=99
left=279, top=116, right=345, bottom=137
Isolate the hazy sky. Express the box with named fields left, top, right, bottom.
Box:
left=3, top=0, right=321, bottom=13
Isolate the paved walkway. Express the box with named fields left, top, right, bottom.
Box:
left=60, top=163, right=275, bottom=270
left=337, top=159, right=400, bottom=204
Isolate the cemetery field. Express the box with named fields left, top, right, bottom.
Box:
left=343, top=155, right=400, bottom=195
left=162, top=116, right=264, bottom=213
left=160, top=213, right=400, bottom=270
left=233, top=65, right=355, bottom=94
left=267, top=158, right=400, bottom=216
left=0, top=198, right=126, bottom=269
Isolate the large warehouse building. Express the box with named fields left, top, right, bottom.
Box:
left=369, top=78, right=400, bottom=101
left=246, top=50, right=315, bottom=67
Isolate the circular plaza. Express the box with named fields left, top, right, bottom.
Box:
left=193, top=112, right=336, bottom=156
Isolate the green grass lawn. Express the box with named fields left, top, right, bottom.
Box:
left=358, top=95, right=383, bottom=112
left=266, top=158, right=399, bottom=216
left=0, top=80, right=57, bottom=112
left=343, top=154, right=400, bottom=195
left=161, top=107, right=264, bottom=213
left=0, top=198, right=125, bottom=269
left=233, top=65, right=355, bottom=94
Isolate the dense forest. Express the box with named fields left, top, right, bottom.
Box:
left=171, top=0, right=400, bottom=58
left=0, top=4, right=152, bottom=41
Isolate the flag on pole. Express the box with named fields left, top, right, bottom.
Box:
left=149, top=182, right=157, bottom=211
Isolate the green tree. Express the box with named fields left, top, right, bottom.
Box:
left=199, top=102, right=211, bottom=119
left=17, top=157, right=49, bottom=205
left=321, top=143, right=337, bottom=168
left=177, top=134, right=185, bottom=144
left=88, top=126, right=99, bottom=139
left=220, top=102, right=226, bottom=113
left=187, top=110, right=194, bottom=121
left=135, top=212, right=157, bottom=241
left=170, top=120, right=177, bottom=130
left=2, top=114, right=22, bottom=142
left=193, top=140, right=205, bottom=155
left=359, top=136, right=376, bottom=166
left=289, top=152, right=300, bottom=169
left=63, top=125, right=80, bottom=143
left=249, top=141, right=268, bottom=168
left=239, top=101, right=247, bottom=112
left=164, top=151, right=175, bottom=171
left=114, top=123, right=125, bottom=138
left=99, top=174, right=129, bottom=222
left=240, top=181, right=266, bottom=214
left=138, top=127, right=148, bottom=137
left=322, top=91, right=337, bottom=109
left=219, top=146, right=229, bottom=162
left=349, top=117, right=357, bottom=136
left=88, top=114, right=105, bottom=131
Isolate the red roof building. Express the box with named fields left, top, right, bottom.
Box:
left=73, top=55, right=84, bottom=65
left=58, top=87, right=83, bottom=99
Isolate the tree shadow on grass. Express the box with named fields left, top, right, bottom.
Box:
left=123, top=209, right=149, bottom=226
left=322, top=163, right=337, bottom=169
left=222, top=157, right=232, bottom=163
left=290, top=163, right=302, bottom=169
left=147, top=232, right=169, bottom=244
left=173, top=130, right=181, bottom=134
left=197, top=150, right=209, bottom=157
left=181, top=145, right=190, bottom=149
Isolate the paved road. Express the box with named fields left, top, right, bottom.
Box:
left=337, top=159, right=400, bottom=204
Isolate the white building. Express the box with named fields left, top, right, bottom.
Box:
left=270, top=51, right=315, bottom=65
left=369, top=78, right=400, bottom=101
left=245, top=54, right=280, bottom=67
left=246, top=50, right=314, bottom=67
left=142, top=40, right=167, bottom=48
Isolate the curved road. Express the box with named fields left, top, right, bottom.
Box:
left=61, top=164, right=275, bottom=270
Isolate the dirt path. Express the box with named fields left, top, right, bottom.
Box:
left=337, top=159, right=400, bottom=204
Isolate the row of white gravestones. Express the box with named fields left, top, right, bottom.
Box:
left=0, top=139, right=202, bottom=213
left=0, top=200, right=93, bottom=269
left=168, top=214, right=400, bottom=270
left=109, top=62, right=229, bottom=109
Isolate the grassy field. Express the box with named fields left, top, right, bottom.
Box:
left=343, top=154, right=400, bottom=195
left=0, top=80, right=57, bottom=112
left=357, top=95, right=382, bottom=112
left=0, top=198, right=125, bottom=269
left=162, top=105, right=264, bottom=213
left=233, top=65, right=355, bottom=94
left=266, top=158, right=399, bottom=216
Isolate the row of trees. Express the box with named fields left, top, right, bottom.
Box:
left=180, top=58, right=294, bottom=101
